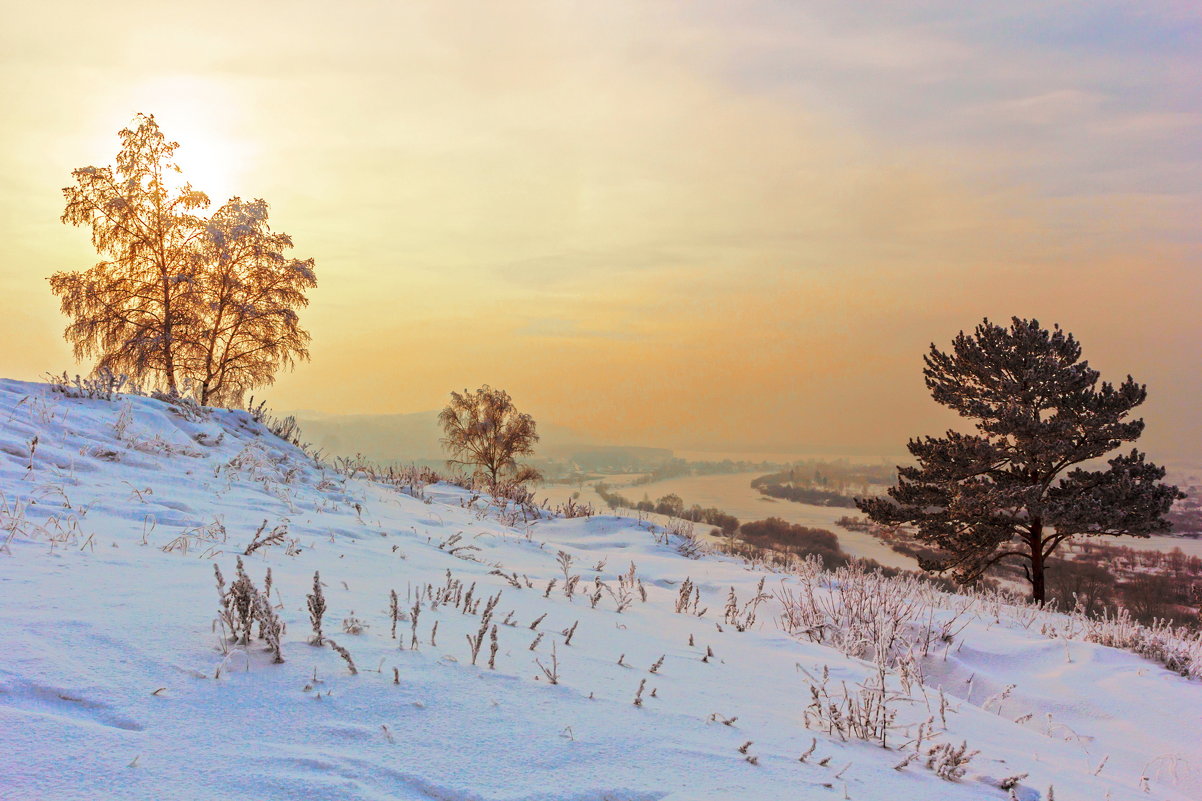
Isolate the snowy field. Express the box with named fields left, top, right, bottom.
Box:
left=2, top=378, right=1200, bottom=801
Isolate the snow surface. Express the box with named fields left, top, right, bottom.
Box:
left=1, top=378, right=1199, bottom=801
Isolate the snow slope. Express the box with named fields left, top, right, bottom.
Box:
left=1, top=378, right=1199, bottom=801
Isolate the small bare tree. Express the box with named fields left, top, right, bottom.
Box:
left=438, top=385, right=539, bottom=483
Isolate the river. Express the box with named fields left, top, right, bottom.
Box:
left=536, top=471, right=1202, bottom=567
left=537, top=471, right=915, bottom=569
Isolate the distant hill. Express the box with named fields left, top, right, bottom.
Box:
left=290, top=409, right=669, bottom=468
left=290, top=410, right=450, bottom=463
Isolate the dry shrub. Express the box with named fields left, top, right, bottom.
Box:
left=213, top=557, right=285, bottom=663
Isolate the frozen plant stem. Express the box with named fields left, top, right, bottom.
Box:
left=536, top=641, right=559, bottom=684
left=327, top=639, right=357, bottom=674
left=307, top=571, right=326, bottom=645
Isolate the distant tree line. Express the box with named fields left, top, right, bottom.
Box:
left=1166, top=493, right=1202, bottom=536
left=627, top=457, right=788, bottom=486
left=628, top=460, right=693, bottom=485
left=751, top=477, right=859, bottom=508
left=594, top=484, right=739, bottom=535
left=593, top=486, right=886, bottom=575
left=737, top=518, right=849, bottom=570
left=749, top=461, right=898, bottom=508
left=1045, top=541, right=1201, bottom=623
left=771, top=460, right=896, bottom=490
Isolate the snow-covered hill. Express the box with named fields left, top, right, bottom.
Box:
left=1, top=378, right=1199, bottom=801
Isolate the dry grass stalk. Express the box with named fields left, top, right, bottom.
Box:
left=243, top=519, right=288, bottom=555
left=255, top=591, right=285, bottom=663
left=307, top=571, right=326, bottom=645
left=556, top=550, right=574, bottom=580
left=489, top=569, right=524, bottom=589
left=409, top=601, right=421, bottom=650
left=925, top=741, right=977, bottom=781
left=535, top=641, right=559, bottom=684
left=213, top=558, right=284, bottom=662
left=467, top=601, right=497, bottom=665
left=799, top=738, right=817, bottom=763
left=342, top=615, right=367, bottom=634
left=327, top=638, right=358, bottom=674
left=632, top=678, right=646, bottom=706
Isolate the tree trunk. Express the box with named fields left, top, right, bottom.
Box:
left=162, top=284, right=177, bottom=394
left=1029, top=521, right=1046, bottom=604
left=163, top=324, right=177, bottom=394
left=155, top=175, right=178, bottom=396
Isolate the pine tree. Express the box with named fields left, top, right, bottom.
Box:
left=858, top=317, right=1183, bottom=603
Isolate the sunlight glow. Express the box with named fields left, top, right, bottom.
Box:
left=0, top=1, right=1197, bottom=460
left=122, top=76, right=252, bottom=204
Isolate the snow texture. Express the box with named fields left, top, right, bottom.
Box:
left=0, top=378, right=1198, bottom=801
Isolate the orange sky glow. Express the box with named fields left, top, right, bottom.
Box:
left=1, top=2, right=1199, bottom=458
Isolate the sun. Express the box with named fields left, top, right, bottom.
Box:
left=168, top=137, right=241, bottom=203
left=123, top=77, right=252, bottom=205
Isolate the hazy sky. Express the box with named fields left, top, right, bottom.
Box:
left=1, top=1, right=1199, bottom=458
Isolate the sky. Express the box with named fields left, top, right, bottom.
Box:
left=1, top=1, right=1199, bottom=459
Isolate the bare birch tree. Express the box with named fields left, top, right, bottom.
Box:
left=188, top=198, right=317, bottom=405
left=438, top=386, right=539, bottom=483
left=51, top=114, right=209, bottom=392
left=50, top=115, right=317, bottom=404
